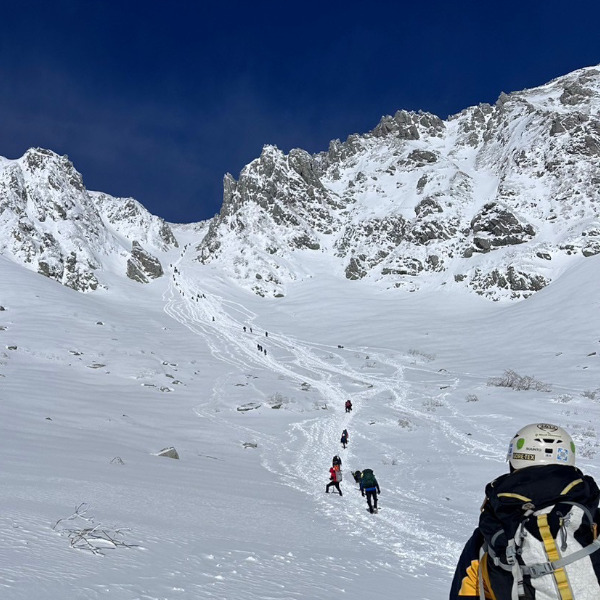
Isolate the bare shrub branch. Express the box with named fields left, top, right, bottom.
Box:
left=487, top=369, right=551, bottom=392
left=408, top=349, right=436, bottom=362
left=53, top=503, right=138, bottom=556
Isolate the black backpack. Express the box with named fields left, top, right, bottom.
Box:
left=333, top=455, right=341, bottom=467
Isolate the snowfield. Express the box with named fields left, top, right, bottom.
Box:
left=1, top=227, right=600, bottom=600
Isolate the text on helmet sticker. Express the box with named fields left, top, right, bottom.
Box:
left=512, top=452, right=535, bottom=462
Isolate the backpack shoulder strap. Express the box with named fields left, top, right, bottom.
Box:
left=486, top=526, right=528, bottom=599
left=478, top=545, right=487, bottom=600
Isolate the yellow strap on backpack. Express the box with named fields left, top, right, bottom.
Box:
left=537, top=513, right=574, bottom=600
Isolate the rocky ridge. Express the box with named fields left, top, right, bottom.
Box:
left=197, top=65, right=600, bottom=300
left=1, top=66, right=599, bottom=301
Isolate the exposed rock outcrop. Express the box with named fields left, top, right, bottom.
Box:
left=126, top=241, right=164, bottom=283
left=469, top=203, right=535, bottom=253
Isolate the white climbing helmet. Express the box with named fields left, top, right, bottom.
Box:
left=507, top=423, right=576, bottom=470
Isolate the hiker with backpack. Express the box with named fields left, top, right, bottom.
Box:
left=345, top=400, right=352, bottom=413
left=359, top=469, right=380, bottom=513
left=326, top=464, right=343, bottom=496
left=341, top=429, right=349, bottom=449
left=450, top=423, right=600, bottom=600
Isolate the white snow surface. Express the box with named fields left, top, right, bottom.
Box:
left=1, top=225, right=600, bottom=600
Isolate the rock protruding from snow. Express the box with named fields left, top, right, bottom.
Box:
left=198, top=145, right=338, bottom=297
left=126, top=241, right=164, bottom=283
left=92, top=192, right=178, bottom=251
left=0, top=149, right=108, bottom=291
left=156, top=447, right=180, bottom=459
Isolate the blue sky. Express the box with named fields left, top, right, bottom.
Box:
left=1, top=0, right=599, bottom=223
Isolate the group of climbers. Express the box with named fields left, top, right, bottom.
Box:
left=327, top=453, right=381, bottom=513
left=325, top=401, right=381, bottom=514
left=241, top=325, right=268, bottom=356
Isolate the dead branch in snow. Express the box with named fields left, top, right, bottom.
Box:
left=53, top=503, right=138, bottom=555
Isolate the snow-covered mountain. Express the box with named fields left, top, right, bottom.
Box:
left=0, top=148, right=178, bottom=291
left=2, top=66, right=600, bottom=301
left=199, top=65, right=600, bottom=300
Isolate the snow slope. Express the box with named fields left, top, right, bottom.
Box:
left=1, top=225, right=599, bottom=599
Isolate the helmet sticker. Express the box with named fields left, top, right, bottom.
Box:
left=512, top=452, right=535, bottom=462
left=557, top=448, right=569, bottom=462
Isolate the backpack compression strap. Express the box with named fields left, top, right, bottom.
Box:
left=478, top=548, right=495, bottom=600
left=479, top=547, right=485, bottom=600
left=521, top=538, right=600, bottom=578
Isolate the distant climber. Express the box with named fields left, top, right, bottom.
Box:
left=359, top=469, right=380, bottom=513
left=345, top=400, right=352, bottom=413
left=243, top=326, right=247, bottom=333
left=326, top=465, right=343, bottom=496
left=341, top=429, right=348, bottom=449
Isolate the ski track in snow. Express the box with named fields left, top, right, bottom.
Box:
left=161, top=250, right=498, bottom=579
